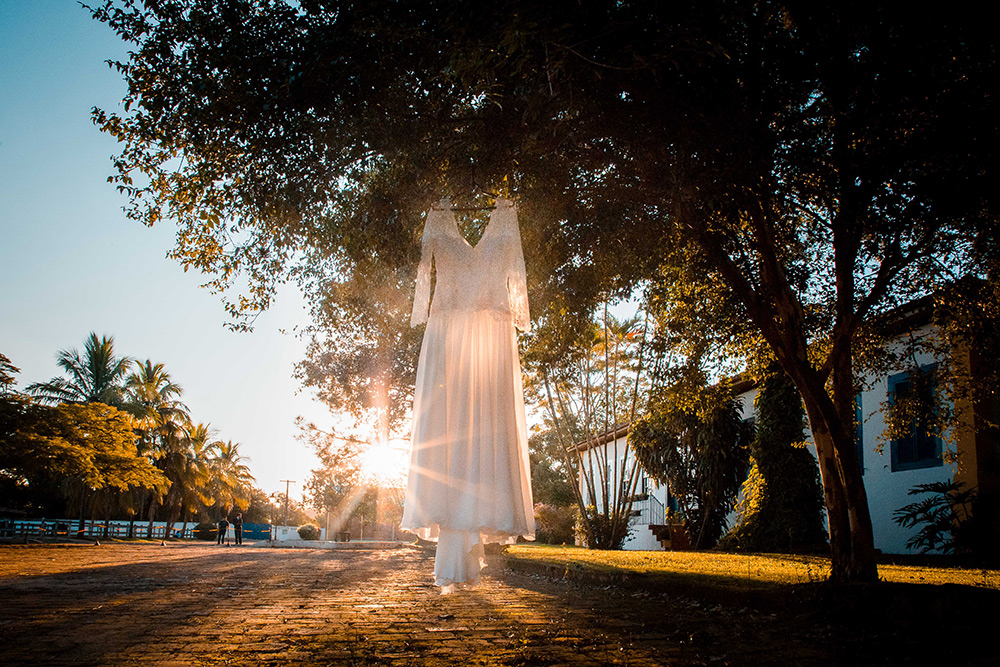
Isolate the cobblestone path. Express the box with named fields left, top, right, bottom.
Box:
left=0, top=543, right=879, bottom=666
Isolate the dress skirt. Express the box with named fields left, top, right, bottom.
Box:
left=401, top=308, right=535, bottom=587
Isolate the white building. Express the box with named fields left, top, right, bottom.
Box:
left=577, top=305, right=999, bottom=554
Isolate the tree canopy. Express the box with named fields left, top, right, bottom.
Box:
left=2, top=342, right=258, bottom=531
left=90, top=1, right=999, bottom=580
left=0, top=398, right=168, bottom=498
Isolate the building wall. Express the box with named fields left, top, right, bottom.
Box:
left=732, top=325, right=957, bottom=555
left=576, top=323, right=974, bottom=554
left=854, top=336, right=955, bottom=554
left=578, top=437, right=670, bottom=551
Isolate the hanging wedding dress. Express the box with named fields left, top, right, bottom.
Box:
left=401, top=197, right=535, bottom=591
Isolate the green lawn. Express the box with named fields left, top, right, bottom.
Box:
left=504, top=544, right=1000, bottom=590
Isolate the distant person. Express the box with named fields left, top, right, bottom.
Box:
left=217, top=517, right=229, bottom=545
left=233, top=512, right=243, bottom=545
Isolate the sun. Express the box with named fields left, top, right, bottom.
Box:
left=360, top=441, right=408, bottom=487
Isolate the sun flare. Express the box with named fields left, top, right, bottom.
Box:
left=360, top=442, right=408, bottom=487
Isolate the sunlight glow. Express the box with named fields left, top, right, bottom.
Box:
left=360, top=441, right=408, bottom=488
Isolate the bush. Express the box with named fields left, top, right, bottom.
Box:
left=534, top=504, right=578, bottom=544
left=720, top=371, right=827, bottom=553
left=298, top=523, right=321, bottom=540
left=193, top=522, right=217, bottom=541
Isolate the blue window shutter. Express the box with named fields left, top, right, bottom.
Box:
left=888, top=364, right=943, bottom=472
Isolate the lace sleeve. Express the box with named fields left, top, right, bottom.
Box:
left=411, top=201, right=446, bottom=327
left=411, top=245, right=433, bottom=327
left=508, top=271, right=530, bottom=332
left=499, top=200, right=531, bottom=332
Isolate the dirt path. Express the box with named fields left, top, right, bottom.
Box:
left=0, top=542, right=988, bottom=666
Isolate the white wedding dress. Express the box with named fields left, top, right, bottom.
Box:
left=401, top=197, right=535, bottom=591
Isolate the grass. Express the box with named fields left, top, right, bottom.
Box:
left=504, top=543, right=1000, bottom=591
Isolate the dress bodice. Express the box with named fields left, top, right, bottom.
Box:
left=411, top=198, right=530, bottom=330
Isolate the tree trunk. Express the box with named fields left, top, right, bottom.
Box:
left=146, top=496, right=158, bottom=539
left=795, top=371, right=878, bottom=583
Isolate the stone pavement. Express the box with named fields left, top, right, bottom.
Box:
left=0, top=542, right=951, bottom=666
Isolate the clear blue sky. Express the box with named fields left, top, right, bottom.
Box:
left=0, top=1, right=329, bottom=501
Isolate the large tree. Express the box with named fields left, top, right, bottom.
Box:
left=0, top=398, right=169, bottom=518
left=90, top=1, right=999, bottom=581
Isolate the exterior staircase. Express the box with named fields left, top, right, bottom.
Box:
left=648, top=523, right=692, bottom=551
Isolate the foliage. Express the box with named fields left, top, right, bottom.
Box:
left=241, top=486, right=286, bottom=525
left=893, top=482, right=978, bottom=555
left=527, top=426, right=576, bottom=508
left=301, top=422, right=364, bottom=509
left=123, top=359, right=193, bottom=533
left=298, top=523, right=321, bottom=540
left=294, top=263, right=424, bottom=432
left=299, top=420, right=403, bottom=538
left=125, top=360, right=189, bottom=434
left=206, top=439, right=254, bottom=514
left=629, top=371, right=752, bottom=549
left=0, top=398, right=166, bottom=493
left=524, top=307, right=657, bottom=550
left=1, top=344, right=257, bottom=528
left=27, top=333, right=132, bottom=407
left=90, top=1, right=1000, bottom=581
left=269, top=492, right=314, bottom=527
left=720, top=372, right=827, bottom=553
left=533, top=503, right=578, bottom=545
left=0, top=353, right=19, bottom=396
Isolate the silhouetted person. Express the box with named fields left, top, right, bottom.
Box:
left=233, top=512, right=243, bottom=545
left=217, top=518, right=229, bottom=545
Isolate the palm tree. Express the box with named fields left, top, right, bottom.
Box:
left=125, top=361, right=186, bottom=422
left=28, top=333, right=132, bottom=406
left=208, top=440, right=255, bottom=517
left=1, top=352, right=19, bottom=395
left=170, top=422, right=216, bottom=538
left=123, top=360, right=192, bottom=538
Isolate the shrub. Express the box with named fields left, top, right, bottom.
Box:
left=720, top=371, right=827, bottom=553
left=534, top=504, right=578, bottom=544
left=893, top=481, right=977, bottom=554
left=298, top=523, right=321, bottom=540
left=193, top=522, right=217, bottom=541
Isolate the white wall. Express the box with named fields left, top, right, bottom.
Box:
left=272, top=525, right=327, bottom=541
left=733, top=324, right=956, bottom=555
left=856, top=337, right=954, bottom=554
left=578, top=436, right=670, bottom=551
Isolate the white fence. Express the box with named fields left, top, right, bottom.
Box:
left=4, top=519, right=201, bottom=540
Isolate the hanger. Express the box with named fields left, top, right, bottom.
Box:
left=434, top=183, right=512, bottom=211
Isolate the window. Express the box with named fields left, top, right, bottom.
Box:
left=888, top=365, right=942, bottom=472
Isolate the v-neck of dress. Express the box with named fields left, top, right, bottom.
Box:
left=452, top=211, right=491, bottom=250
left=447, top=198, right=513, bottom=249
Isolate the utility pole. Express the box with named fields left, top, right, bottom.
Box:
left=280, top=479, right=295, bottom=527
